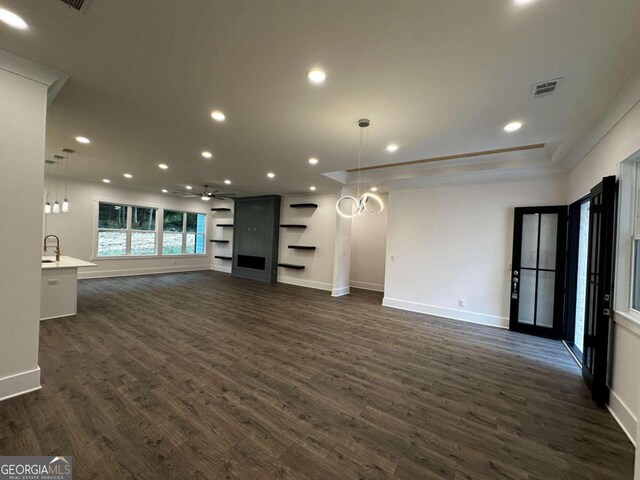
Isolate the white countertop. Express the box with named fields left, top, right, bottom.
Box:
left=42, top=256, right=98, bottom=270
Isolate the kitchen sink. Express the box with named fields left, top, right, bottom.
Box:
left=42, top=260, right=55, bottom=263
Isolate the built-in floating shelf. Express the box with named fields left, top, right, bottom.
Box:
left=216, top=224, right=234, bottom=227
left=215, top=255, right=232, bottom=260
left=288, top=245, right=316, bottom=250
left=280, top=224, right=306, bottom=229
left=211, top=208, right=232, bottom=212
left=210, top=239, right=229, bottom=243
left=290, top=203, right=318, bottom=209
left=278, top=263, right=305, bottom=270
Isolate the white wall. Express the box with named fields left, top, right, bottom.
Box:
left=566, top=64, right=640, bottom=202
left=350, top=193, right=388, bottom=292
left=383, top=176, right=566, bottom=328
left=563, top=64, right=640, bottom=450
left=0, top=67, right=48, bottom=399
left=277, top=193, right=337, bottom=291
left=44, top=177, right=212, bottom=279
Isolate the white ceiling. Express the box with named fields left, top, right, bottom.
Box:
left=1, top=0, right=640, bottom=195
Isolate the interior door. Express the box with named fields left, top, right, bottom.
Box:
left=582, top=176, right=617, bottom=406
left=509, top=206, right=568, bottom=338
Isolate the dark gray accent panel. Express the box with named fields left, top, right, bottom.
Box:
left=232, top=195, right=281, bottom=282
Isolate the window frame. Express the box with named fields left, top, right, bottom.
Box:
left=630, top=162, right=640, bottom=315
left=614, top=153, right=640, bottom=328
left=162, top=210, right=207, bottom=255
left=93, top=201, right=207, bottom=260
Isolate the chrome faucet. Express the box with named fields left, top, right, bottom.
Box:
left=43, top=235, right=61, bottom=262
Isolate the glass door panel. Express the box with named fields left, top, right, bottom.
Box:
left=510, top=206, right=567, bottom=338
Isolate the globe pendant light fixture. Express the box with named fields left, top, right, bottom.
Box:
left=44, top=159, right=53, bottom=214
left=61, top=148, right=74, bottom=213
left=52, top=154, right=64, bottom=214
left=336, top=119, right=384, bottom=218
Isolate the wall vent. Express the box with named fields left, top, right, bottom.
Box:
left=531, top=78, right=563, bottom=98
left=59, top=0, right=90, bottom=12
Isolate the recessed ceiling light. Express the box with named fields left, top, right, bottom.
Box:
left=504, top=121, right=523, bottom=132
left=210, top=110, right=226, bottom=122
left=0, top=8, right=28, bottom=30
left=185, top=185, right=192, bottom=190
left=201, top=151, right=212, bottom=159
left=386, top=144, right=398, bottom=153
left=267, top=172, right=275, bottom=179
left=370, top=187, right=378, bottom=192
left=75, top=136, right=91, bottom=144
left=308, top=158, right=318, bottom=165
left=514, top=0, right=535, bottom=5
left=102, top=179, right=111, bottom=184
left=307, top=69, right=326, bottom=84
left=310, top=186, right=316, bottom=191
left=123, top=173, right=133, bottom=179
left=224, top=179, right=231, bottom=185
left=161, top=189, right=168, bottom=193
left=158, top=163, right=168, bottom=169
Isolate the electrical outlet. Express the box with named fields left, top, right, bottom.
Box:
left=390, top=255, right=395, bottom=261
left=458, top=299, right=465, bottom=307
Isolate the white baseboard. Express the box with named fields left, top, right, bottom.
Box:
left=40, top=312, right=76, bottom=322
left=78, top=265, right=210, bottom=279
left=608, top=390, right=637, bottom=446
left=332, top=286, right=350, bottom=297
left=212, top=265, right=232, bottom=274
left=382, top=297, right=508, bottom=329
left=279, top=276, right=332, bottom=291
left=0, top=367, right=41, bottom=402
left=350, top=280, right=384, bottom=292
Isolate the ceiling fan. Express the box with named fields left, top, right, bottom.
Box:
left=170, top=184, right=236, bottom=201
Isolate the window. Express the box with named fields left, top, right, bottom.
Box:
left=97, top=203, right=206, bottom=257
left=162, top=211, right=206, bottom=255
left=97, top=203, right=128, bottom=256
left=131, top=207, right=157, bottom=255
left=97, top=203, right=158, bottom=257
left=632, top=165, right=640, bottom=310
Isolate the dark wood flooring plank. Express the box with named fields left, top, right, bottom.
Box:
left=0, top=271, right=634, bottom=479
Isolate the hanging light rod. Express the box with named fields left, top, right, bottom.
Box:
left=336, top=118, right=384, bottom=218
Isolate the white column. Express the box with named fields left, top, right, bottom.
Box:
left=0, top=50, right=66, bottom=401
left=331, top=187, right=354, bottom=297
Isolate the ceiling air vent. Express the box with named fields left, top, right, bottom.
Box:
left=531, top=78, right=563, bottom=98
left=59, top=0, right=90, bottom=12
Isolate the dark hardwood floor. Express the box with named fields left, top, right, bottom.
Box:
left=0, top=271, right=634, bottom=479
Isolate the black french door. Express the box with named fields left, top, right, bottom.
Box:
left=509, top=206, right=568, bottom=338
left=582, top=176, right=616, bottom=406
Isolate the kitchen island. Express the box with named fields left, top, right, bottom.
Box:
left=41, top=256, right=97, bottom=320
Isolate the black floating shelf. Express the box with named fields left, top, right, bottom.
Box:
left=280, top=224, right=306, bottom=229
left=210, top=239, right=229, bottom=243
left=216, top=224, right=234, bottom=227
left=290, top=203, right=318, bottom=209
left=288, top=245, right=316, bottom=250
left=278, top=263, right=305, bottom=270
left=211, top=208, right=232, bottom=212
left=215, top=255, right=232, bottom=260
